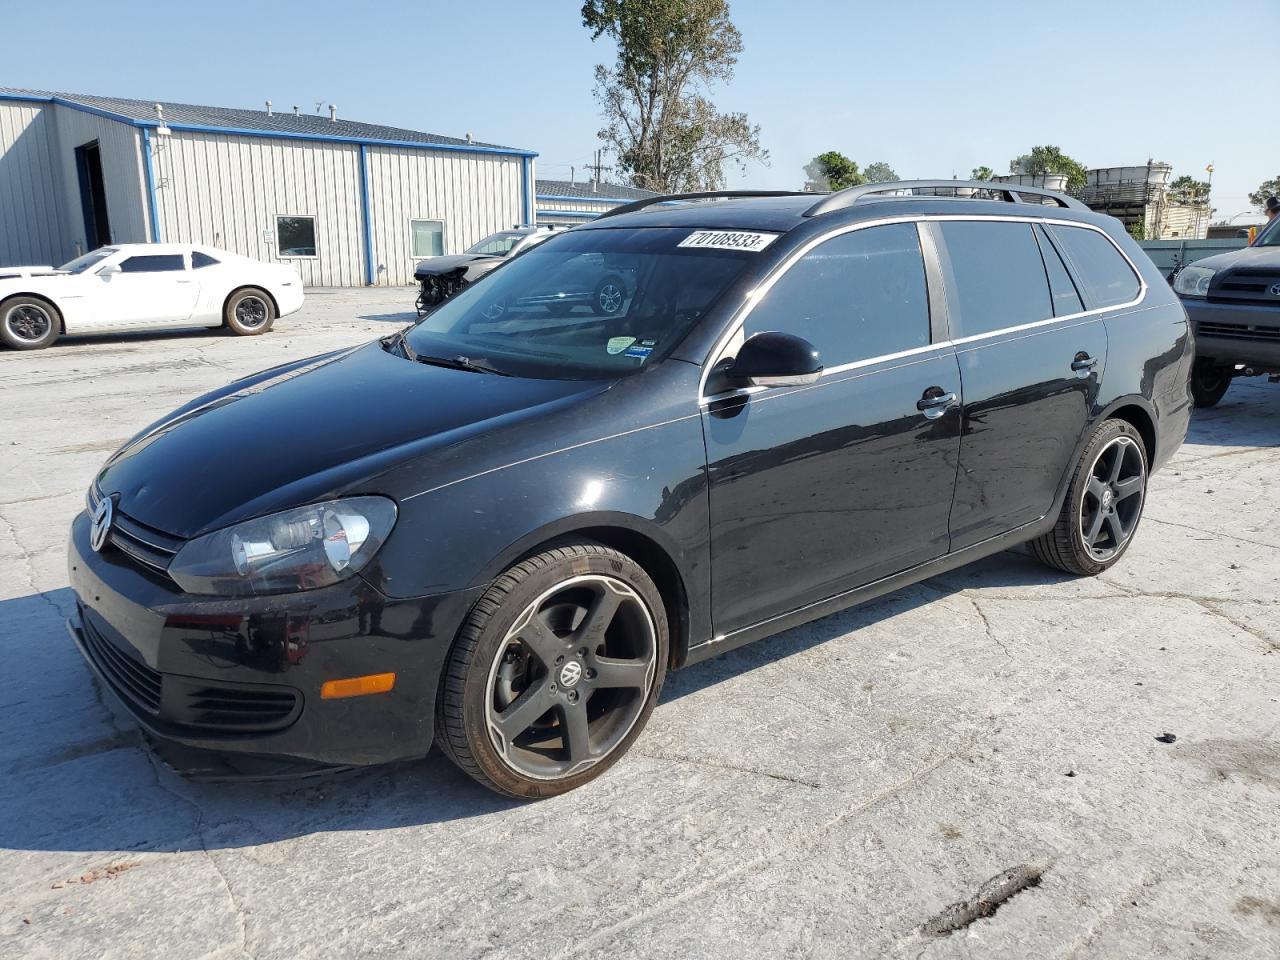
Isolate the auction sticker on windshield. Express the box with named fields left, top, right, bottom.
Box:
left=677, top=230, right=779, bottom=252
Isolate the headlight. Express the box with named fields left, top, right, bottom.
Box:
left=168, top=497, right=397, bottom=596
left=1173, top=265, right=1215, bottom=298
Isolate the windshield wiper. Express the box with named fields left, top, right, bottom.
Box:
left=382, top=328, right=417, bottom=361
left=414, top=354, right=511, bottom=376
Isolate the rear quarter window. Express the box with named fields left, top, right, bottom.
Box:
left=1047, top=225, right=1141, bottom=309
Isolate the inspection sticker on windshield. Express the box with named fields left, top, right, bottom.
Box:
left=607, top=336, right=636, bottom=355
left=678, top=230, right=779, bottom=253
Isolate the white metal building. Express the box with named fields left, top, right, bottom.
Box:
left=0, top=88, right=537, bottom=286
left=535, top=179, right=658, bottom=226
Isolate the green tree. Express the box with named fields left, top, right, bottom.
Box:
left=1168, top=175, right=1210, bottom=203
left=1249, top=176, right=1280, bottom=211
left=582, top=0, right=767, bottom=192
left=971, top=165, right=995, bottom=181
left=1009, top=145, right=1088, bottom=191
left=863, top=161, right=898, bottom=183
left=803, top=152, right=864, bottom=192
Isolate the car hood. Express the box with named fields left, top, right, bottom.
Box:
left=0, top=265, right=61, bottom=280
left=413, top=254, right=497, bottom=278
left=95, top=341, right=605, bottom=538
left=1189, top=245, right=1280, bottom=272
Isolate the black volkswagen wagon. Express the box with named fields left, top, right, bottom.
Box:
left=68, top=181, right=1192, bottom=797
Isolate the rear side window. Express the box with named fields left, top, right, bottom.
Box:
left=119, top=254, right=185, bottom=273
left=191, top=251, right=220, bottom=269
left=1034, top=225, right=1084, bottom=316
left=939, top=221, right=1052, bottom=337
left=744, top=222, right=930, bottom=366
left=1047, top=225, right=1140, bottom=308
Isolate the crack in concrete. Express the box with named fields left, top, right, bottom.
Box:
left=967, top=594, right=1011, bottom=660
left=1095, top=580, right=1278, bottom=651
left=634, top=749, right=822, bottom=788
left=1144, top=515, right=1280, bottom=551
left=0, top=506, right=69, bottom=618
left=551, top=749, right=964, bottom=959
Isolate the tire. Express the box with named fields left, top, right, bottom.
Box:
left=223, top=287, right=276, bottom=336
left=1190, top=357, right=1231, bottom=408
left=0, top=296, right=60, bottom=350
left=1030, top=418, right=1148, bottom=576
left=591, top=275, right=626, bottom=317
left=437, top=542, right=669, bottom=799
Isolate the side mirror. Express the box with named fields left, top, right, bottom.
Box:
left=728, top=331, right=822, bottom=388
left=97, top=263, right=121, bottom=277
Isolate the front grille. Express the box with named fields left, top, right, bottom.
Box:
left=1209, top=270, right=1280, bottom=305
left=170, top=681, right=302, bottom=733
left=88, top=486, right=185, bottom=581
left=1198, top=321, right=1280, bottom=342
left=81, top=612, right=162, bottom=714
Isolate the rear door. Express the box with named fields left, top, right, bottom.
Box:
left=935, top=218, right=1117, bottom=549
left=93, top=252, right=199, bottom=328
left=702, top=222, right=962, bottom=635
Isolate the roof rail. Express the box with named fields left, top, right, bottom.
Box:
left=802, top=179, right=1088, bottom=217
left=594, top=190, right=814, bottom=221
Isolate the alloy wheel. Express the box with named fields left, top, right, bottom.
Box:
left=597, top=283, right=623, bottom=315
left=5, top=304, right=52, bottom=343
left=483, top=574, right=657, bottom=781
left=235, top=296, right=269, bottom=329
left=1079, top=435, right=1145, bottom=561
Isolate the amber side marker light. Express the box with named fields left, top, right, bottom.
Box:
left=321, top=673, right=396, bottom=700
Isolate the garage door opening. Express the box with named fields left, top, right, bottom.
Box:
left=74, top=140, right=112, bottom=251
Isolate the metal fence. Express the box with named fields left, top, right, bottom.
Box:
left=1137, top=238, right=1247, bottom=275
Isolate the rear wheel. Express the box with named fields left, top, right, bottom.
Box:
left=1031, top=418, right=1148, bottom=576
left=224, top=287, right=275, bottom=336
left=0, top=296, right=60, bottom=350
left=437, top=543, right=668, bottom=798
left=1190, top=358, right=1231, bottom=408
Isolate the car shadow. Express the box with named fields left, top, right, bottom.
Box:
left=357, top=311, right=421, bottom=325
left=0, top=549, right=1066, bottom=855
left=1183, top=379, right=1280, bottom=448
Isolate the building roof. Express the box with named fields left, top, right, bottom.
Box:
left=536, top=179, right=659, bottom=202
left=0, top=87, right=534, bottom=156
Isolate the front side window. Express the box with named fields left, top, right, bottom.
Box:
left=940, top=221, right=1053, bottom=337
left=405, top=227, right=758, bottom=380
left=119, top=254, right=186, bottom=273
left=1047, top=225, right=1141, bottom=308
left=277, top=216, right=317, bottom=258
left=743, top=222, right=930, bottom=366
left=411, top=219, right=445, bottom=258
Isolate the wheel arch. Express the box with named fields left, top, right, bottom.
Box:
left=1098, top=397, right=1158, bottom=468
left=477, top=512, right=693, bottom=671
left=222, top=284, right=279, bottom=325
left=0, top=292, right=65, bottom=333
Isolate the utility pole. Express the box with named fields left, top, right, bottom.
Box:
left=586, top=149, right=611, bottom=192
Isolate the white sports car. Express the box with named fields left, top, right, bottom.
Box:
left=0, top=243, right=304, bottom=350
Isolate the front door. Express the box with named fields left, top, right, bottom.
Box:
left=934, top=219, right=1114, bottom=548
left=94, top=252, right=200, bottom=328
left=703, top=222, right=962, bottom=636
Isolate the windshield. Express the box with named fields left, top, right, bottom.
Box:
left=1254, top=217, right=1280, bottom=247
left=466, top=232, right=525, bottom=256
left=58, top=249, right=115, bottom=273
left=405, top=227, right=764, bottom=379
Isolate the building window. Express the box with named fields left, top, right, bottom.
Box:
left=276, top=216, right=317, bottom=258
left=410, top=219, right=445, bottom=258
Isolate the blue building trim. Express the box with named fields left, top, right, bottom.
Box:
left=535, top=193, right=638, bottom=205
left=140, top=127, right=162, bottom=242
left=358, top=143, right=375, bottom=286
left=0, top=92, right=538, bottom=159
left=521, top=157, right=534, bottom=225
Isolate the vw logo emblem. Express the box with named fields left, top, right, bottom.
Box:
left=89, top=497, right=113, bottom=553
left=1269, top=283, right=1280, bottom=297
left=558, top=661, right=583, bottom=688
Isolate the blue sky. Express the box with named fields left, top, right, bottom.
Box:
left=5, top=0, right=1276, bottom=220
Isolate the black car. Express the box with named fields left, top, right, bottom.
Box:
left=68, top=181, right=1193, bottom=798
left=1173, top=213, right=1280, bottom=406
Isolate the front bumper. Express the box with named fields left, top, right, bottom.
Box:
left=68, top=510, right=482, bottom=768
left=1182, top=298, right=1280, bottom=370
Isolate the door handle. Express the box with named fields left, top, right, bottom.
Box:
left=916, top=389, right=958, bottom=419
left=1071, top=353, right=1098, bottom=372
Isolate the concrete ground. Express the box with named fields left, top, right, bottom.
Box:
left=0, top=288, right=1277, bottom=960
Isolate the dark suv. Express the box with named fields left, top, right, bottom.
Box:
left=68, top=181, right=1192, bottom=798
left=1174, top=214, right=1280, bottom=406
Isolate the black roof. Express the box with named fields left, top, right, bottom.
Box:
left=0, top=87, right=530, bottom=153
left=536, top=179, right=659, bottom=201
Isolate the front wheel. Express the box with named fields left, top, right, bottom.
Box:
left=436, top=543, right=668, bottom=798
left=224, top=287, right=276, bottom=336
left=1030, top=418, right=1148, bottom=576
left=1190, top=358, right=1231, bottom=408
left=591, top=275, right=626, bottom=316
left=1, top=296, right=60, bottom=350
